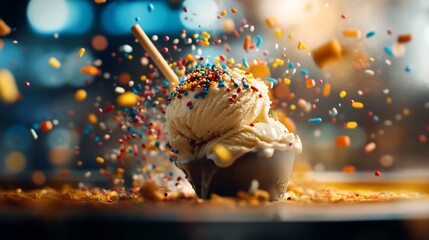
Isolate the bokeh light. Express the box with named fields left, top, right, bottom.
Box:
left=4, top=151, right=27, bottom=173
left=27, top=0, right=70, bottom=34
left=27, top=0, right=93, bottom=34
left=180, top=0, right=219, bottom=30
left=4, top=124, right=32, bottom=151
left=102, top=1, right=180, bottom=35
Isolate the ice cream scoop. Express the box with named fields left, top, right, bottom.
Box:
left=165, top=64, right=301, bottom=199
left=166, top=65, right=301, bottom=165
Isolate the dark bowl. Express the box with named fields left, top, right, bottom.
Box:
left=175, top=150, right=295, bottom=201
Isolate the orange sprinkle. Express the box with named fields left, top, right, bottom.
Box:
left=80, top=65, right=100, bottom=76
left=243, top=35, right=251, bottom=51
left=397, top=33, right=412, bottom=44
left=322, top=83, right=331, bottom=97
left=306, top=79, right=316, bottom=88
left=343, top=165, right=356, bottom=174
left=336, top=135, right=351, bottom=147
left=0, top=18, right=12, bottom=36
left=231, top=8, right=238, bottom=13
left=39, top=120, right=53, bottom=133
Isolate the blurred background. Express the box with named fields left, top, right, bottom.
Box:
left=0, top=0, right=429, bottom=189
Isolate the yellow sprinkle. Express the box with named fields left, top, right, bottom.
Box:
left=342, top=29, right=361, bottom=38
left=148, top=135, right=156, bottom=142
left=213, top=144, right=231, bottom=162
left=288, top=34, right=293, bottom=39
left=220, top=10, right=227, bottom=16
left=369, top=57, right=375, bottom=62
left=77, top=160, right=83, bottom=167
left=140, top=75, right=147, bottom=81
left=117, top=92, right=139, bottom=107
left=386, top=97, right=392, bottom=104
left=283, top=78, right=291, bottom=85
left=127, top=55, right=133, bottom=60
left=227, top=58, right=235, bottom=64
left=346, top=121, right=358, bottom=129
left=48, top=57, right=61, bottom=68
left=88, top=113, right=98, bottom=124
left=74, top=89, right=87, bottom=101
left=231, top=8, right=238, bottom=13
left=352, top=101, right=364, bottom=109
left=214, top=56, right=220, bottom=64
left=77, top=48, right=85, bottom=58
left=297, top=41, right=307, bottom=50
left=339, top=90, right=347, bottom=98
left=272, top=63, right=278, bottom=69
left=264, top=16, right=277, bottom=29
left=201, top=31, right=210, bottom=39
left=275, top=58, right=284, bottom=65
left=0, top=69, right=20, bottom=104
left=274, top=28, right=283, bottom=39
left=95, top=157, right=104, bottom=164
left=290, top=104, right=296, bottom=110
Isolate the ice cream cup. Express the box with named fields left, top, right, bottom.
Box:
left=175, top=150, right=295, bottom=201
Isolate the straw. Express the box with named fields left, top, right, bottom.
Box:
left=131, top=24, right=179, bottom=87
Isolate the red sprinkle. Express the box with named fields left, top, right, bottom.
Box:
left=374, top=170, right=381, bottom=177
left=250, top=123, right=254, bottom=127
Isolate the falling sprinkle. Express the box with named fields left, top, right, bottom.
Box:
left=48, top=57, right=61, bottom=68
left=308, top=118, right=322, bottom=124
left=30, top=129, right=38, bottom=140
left=77, top=48, right=86, bottom=58
left=366, top=31, right=376, bottom=38
left=148, top=3, right=154, bottom=12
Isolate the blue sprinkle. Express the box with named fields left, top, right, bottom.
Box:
left=148, top=3, right=154, bottom=12
left=243, top=83, right=250, bottom=88
left=155, top=141, right=161, bottom=147
left=256, top=35, right=263, bottom=48
left=308, top=118, right=322, bottom=124
left=300, top=69, right=309, bottom=76
left=128, top=127, right=143, bottom=138
left=128, top=148, right=133, bottom=153
left=162, top=79, right=169, bottom=87
left=94, top=136, right=100, bottom=142
left=266, top=77, right=278, bottom=85
left=189, top=105, right=193, bottom=109
left=132, top=89, right=138, bottom=94
left=384, top=46, right=394, bottom=57
left=221, top=64, right=227, bottom=69
left=234, top=82, right=239, bottom=87
left=218, top=82, right=225, bottom=87
left=366, top=31, right=376, bottom=38
left=288, top=62, right=295, bottom=69
left=242, top=57, right=249, bottom=69
left=183, top=91, right=188, bottom=96
left=405, top=65, right=411, bottom=73
left=169, top=172, right=174, bottom=177
left=194, top=93, right=199, bottom=99
left=135, top=17, right=140, bottom=22
left=373, top=115, right=379, bottom=123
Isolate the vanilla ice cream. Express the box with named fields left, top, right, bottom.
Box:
left=166, top=65, right=301, bottom=167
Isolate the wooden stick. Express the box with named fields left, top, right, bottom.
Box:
left=131, top=24, right=179, bottom=87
